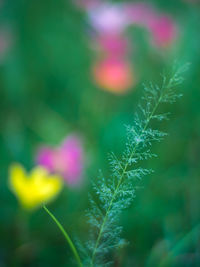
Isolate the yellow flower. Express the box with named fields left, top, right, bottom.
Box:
left=9, top=163, right=63, bottom=210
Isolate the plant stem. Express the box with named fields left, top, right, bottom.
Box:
left=43, top=205, right=83, bottom=267
left=90, top=94, right=163, bottom=266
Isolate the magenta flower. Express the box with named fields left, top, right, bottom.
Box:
left=36, top=135, right=84, bottom=186
left=148, top=15, right=177, bottom=47
left=125, top=3, right=177, bottom=47
left=96, top=33, right=129, bottom=58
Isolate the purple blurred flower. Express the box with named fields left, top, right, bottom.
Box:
left=36, top=135, right=84, bottom=186
left=88, top=3, right=128, bottom=34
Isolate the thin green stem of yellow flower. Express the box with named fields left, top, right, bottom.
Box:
left=43, top=205, right=83, bottom=267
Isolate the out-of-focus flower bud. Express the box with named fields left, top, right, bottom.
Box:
left=93, top=58, right=135, bottom=94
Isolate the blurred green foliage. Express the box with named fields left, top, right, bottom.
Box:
left=0, top=0, right=200, bottom=266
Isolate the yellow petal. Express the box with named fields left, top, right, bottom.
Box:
left=9, top=163, right=27, bottom=195
left=29, top=166, right=49, bottom=181
left=9, top=164, right=63, bottom=210
left=30, top=174, right=63, bottom=208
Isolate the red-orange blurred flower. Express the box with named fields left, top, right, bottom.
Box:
left=93, top=58, right=134, bottom=94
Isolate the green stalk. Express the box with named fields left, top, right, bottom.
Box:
left=90, top=70, right=181, bottom=265
left=90, top=94, right=162, bottom=266
left=43, top=205, right=83, bottom=267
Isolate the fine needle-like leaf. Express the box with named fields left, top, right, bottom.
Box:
left=85, top=63, right=189, bottom=267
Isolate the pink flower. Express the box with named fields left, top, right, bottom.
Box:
left=148, top=15, right=177, bottom=47
left=36, top=135, right=84, bottom=186
left=78, top=1, right=177, bottom=94
left=93, top=58, right=135, bottom=94
left=125, top=3, right=156, bottom=26
left=125, top=3, right=177, bottom=47
left=96, top=34, right=129, bottom=58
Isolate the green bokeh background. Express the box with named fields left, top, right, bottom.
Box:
left=0, top=0, right=200, bottom=266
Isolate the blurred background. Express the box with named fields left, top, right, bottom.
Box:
left=0, top=0, right=200, bottom=266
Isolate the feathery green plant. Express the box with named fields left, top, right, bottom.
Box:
left=84, top=64, right=188, bottom=266
left=44, top=64, right=188, bottom=267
